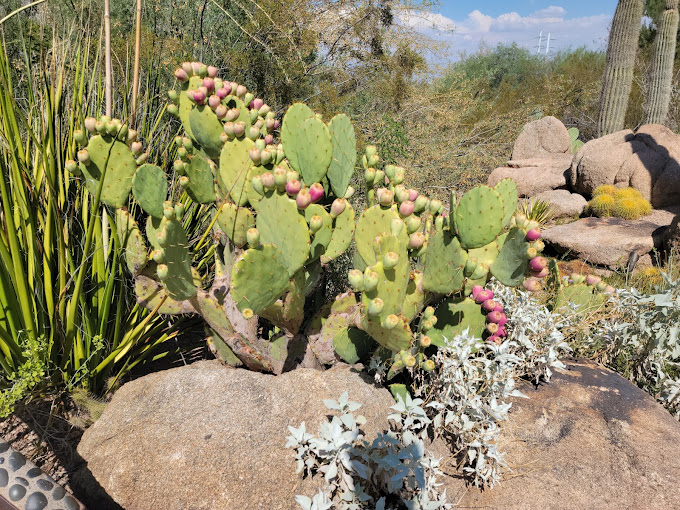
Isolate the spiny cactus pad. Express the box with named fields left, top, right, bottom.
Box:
left=215, top=201, right=255, bottom=247
left=422, top=230, right=468, bottom=294
left=327, top=113, right=357, bottom=197
left=231, top=244, right=291, bottom=314
left=181, top=150, right=217, bottom=204
left=132, top=164, right=168, bottom=218
left=79, top=134, right=137, bottom=207
left=156, top=213, right=197, bottom=300
left=305, top=204, right=333, bottom=261
left=355, top=205, right=408, bottom=266
left=189, top=105, right=224, bottom=159
left=178, top=75, right=204, bottom=139
left=454, top=185, right=505, bottom=249
left=494, top=178, right=519, bottom=228
left=402, top=271, right=425, bottom=322
left=321, top=200, right=356, bottom=264
left=116, top=208, right=148, bottom=275
left=256, top=191, right=310, bottom=276
left=219, top=136, right=254, bottom=206
left=489, top=227, right=530, bottom=286
left=332, top=323, right=374, bottom=364
left=428, top=297, right=486, bottom=347
left=280, top=103, right=315, bottom=174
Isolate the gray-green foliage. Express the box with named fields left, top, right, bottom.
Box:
left=286, top=391, right=450, bottom=509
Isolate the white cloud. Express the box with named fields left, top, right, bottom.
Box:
left=398, top=6, right=612, bottom=63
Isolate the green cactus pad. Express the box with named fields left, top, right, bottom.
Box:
left=231, top=243, right=291, bottom=314
left=553, top=283, right=605, bottom=314
left=355, top=205, right=408, bottom=266
left=259, top=269, right=306, bottom=334
left=157, top=215, right=197, bottom=300
left=454, top=185, right=505, bottom=249
left=321, top=201, right=356, bottom=264
left=428, top=297, right=486, bottom=347
left=402, top=271, right=426, bottom=322
left=422, top=229, right=468, bottom=294
left=146, top=215, right=162, bottom=251
left=361, top=314, right=411, bottom=352
left=215, top=201, right=255, bottom=248
left=327, top=113, right=356, bottom=197
left=178, top=75, right=204, bottom=140
left=283, top=115, right=332, bottom=184
left=226, top=96, right=252, bottom=127
left=183, top=150, right=217, bottom=204
left=206, top=329, right=243, bottom=367
left=79, top=134, right=137, bottom=207
left=132, top=164, right=168, bottom=218
left=494, top=178, right=518, bottom=228
left=116, top=208, right=148, bottom=275
left=189, top=105, right=225, bottom=159
left=219, top=136, right=254, bottom=206
left=280, top=103, right=315, bottom=173
left=389, top=383, right=410, bottom=404
left=467, top=240, right=500, bottom=268
left=305, top=204, right=333, bottom=261
left=332, top=323, right=374, bottom=364
left=361, top=233, right=410, bottom=321
left=134, top=264, right=201, bottom=314
left=256, top=191, right=310, bottom=276
left=489, top=227, right=529, bottom=286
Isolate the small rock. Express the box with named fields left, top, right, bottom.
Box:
left=533, top=189, right=587, bottom=218
left=512, top=116, right=571, bottom=159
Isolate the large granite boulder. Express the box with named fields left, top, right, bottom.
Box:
left=441, top=360, right=680, bottom=509
left=512, top=116, right=572, bottom=160
left=570, top=124, right=680, bottom=207
left=541, top=208, right=680, bottom=268
left=75, top=361, right=394, bottom=510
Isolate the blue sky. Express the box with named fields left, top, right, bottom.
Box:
left=401, top=1, right=620, bottom=63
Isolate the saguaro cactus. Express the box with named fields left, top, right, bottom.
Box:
left=643, top=0, right=680, bottom=124
left=597, top=0, right=645, bottom=137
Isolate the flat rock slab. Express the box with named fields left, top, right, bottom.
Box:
left=441, top=360, right=680, bottom=509
left=533, top=189, right=587, bottom=218
left=488, top=153, right=573, bottom=197
left=542, top=208, right=680, bottom=268
left=76, top=361, right=394, bottom=510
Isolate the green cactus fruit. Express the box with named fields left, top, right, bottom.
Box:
left=281, top=106, right=332, bottom=184
left=231, top=243, right=291, bottom=314
left=155, top=213, right=197, bottom=301
left=428, top=297, right=486, bottom=347
left=494, top=179, right=519, bottom=228
left=116, top=208, right=148, bottom=275
left=215, top=201, right=256, bottom=247
left=280, top=103, right=314, bottom=171
left=321, top=200, right=356, bottom=264
left=305, top=204, right=333, bottom=261
left=256, top=190, right=311, bottom=276
left=489, top=227, right=530, bottom=286
left=181, top=150, right=217, bottom=204
left=219, top=136, right=255, bottom=206
left=454, top=185, right=505, bottom=249
left=78, top=132, right=137, bottom=208
left=178, top=75, right=204, bottom=140
left=327, top=113, right=356, bottom=198
left=132, top=164, right=168, bottom=218
left=355, top=205, right=408, bottom=266
left=422, top=229, right=468, bottom=294
left=361, top=313, right=411, bottom=352
left=189, top=105, right=225, bottom=159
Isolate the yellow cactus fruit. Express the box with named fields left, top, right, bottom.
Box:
left=612, top=196, right=652, bottom=219
left=588, top=194, right=616, bottom=217
left=592, top=184, right=618, bottom=197
left=613, top=187, right=644, bottom=201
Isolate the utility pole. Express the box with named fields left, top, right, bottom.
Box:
left=536, top=30, right=543, bottom=55
left=545, top=33, right=551, bottom=55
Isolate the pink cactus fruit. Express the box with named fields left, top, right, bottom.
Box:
left=487, top=311, right=503, bottom=324
left=264, top=134, right=274, bottom=145
left=174, top=68, right=189, bottom=81
left=408, top=232, right=425, bottom=250
left=296, top=189, right=312, bottom=210
left=482, top=299, right=497, bottom=312
left=207, top=65, right=218, bottom=78
left=529, top=256, right=547, bottom=273
left=474, top=289, right=492, bottom=305
left=585, top=274, right=602, bottom=286
left=286, top=179, right=301, bottom=196
left=251, top=98, right=264, bottom=110
left=203, top=77, right=215, bottom=92
left=330, top=198, right=346, bottom=217
left=208, top=95, right=221, bottom=109
left=523, top=277, right=542, bottom=292
left=531, top=267, right=549, bottom=278
left=408, top=189, right=419, bottom=201
left=192, top=90, right=205, bottom=104
left=472, top=285, right=484, bottom=300
left=526, top=228, right=541, bottom=242
left=309, top=183, right=324, bottom=203
left=399, top=200, right=415, bottom=217
left=496, top=325, right=506, bottom=337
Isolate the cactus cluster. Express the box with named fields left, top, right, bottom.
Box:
left=544, top=259, right=615, bottom=313
left=68, top=61, right=593, bottom=377
left=587, top=185, right=652, bottom=219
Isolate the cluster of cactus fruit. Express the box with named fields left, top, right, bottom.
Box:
left=66, top=61, right=595, bottom=376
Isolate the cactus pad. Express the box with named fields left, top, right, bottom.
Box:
left=215, top=201, right=256, bottom=248
left=454, top=185, right=505, bottom=249
left=189, top=105, right=225, bottom=159
left=280, top=103, right=315, bottom=173
left=428, top=297, right=486, bottom=347
left=332, top=324, right=374, bottom=364
left=402, top=271, right=425, bottom=322
left=178, top=75, right=204, bottom=139
left=490, top=227, right=529, bottom=286
left=321, top=200, right=355, bottom=264
left=422, top=229, right=468, bottom=294
left=306, top=204, right=333, bottom=261
left=327, top=113, right=356, bottom=197
left=116, top=208, right=148, bottom=275
left=182, top=150, right=217, bottom=203
left=134, top=264, right=201, bottom=314
left=282, top=114, right=332, bottom=184
left=219, top=136, right=254, bottom=206
left=230, top=243, right=291, bottom=314
left=256, top=191, right=310, bottom=276
left=132, top=164, right=168, bottom=218
left=156, top=213, right=197, bottom=300
left=79, top=134, right=137, bottom=207
left=494, top=178, right=518, bottom=228
left=361, top=313, right=411, bottom=352
left=355, top=205, right=408, bottom=266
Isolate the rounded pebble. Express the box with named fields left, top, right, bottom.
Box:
left=8, top=451, right=26, bottom=471
left=63, top=494, right=80, bottom=510
left=0, top=457, right=4, bottom=464
left=0, top=468, right=7, bottom=487
left=0, top=442, right=9, bottom=453
left=52, top=485, right=65, bottom=500
left=16, top=476, right=28, bottom=486
left=27, top=467, right=42, bottom=478
left=36, top=479, right=53, bottom=491
left=9, top=483, right=26, bottom=501
left=25, top=492, right=48, bottom=510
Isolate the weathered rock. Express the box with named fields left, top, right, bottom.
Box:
left=512, top=116, right=571, bottom=160
left=487, top=153, right=573, bottom=197
left=663, top=213, right=680, bottom=255
left=541, top=208, right=680, bottom=268
left=76, top=361, right=394, bottom=510
left=570, top=124, right=680, bottom=207
left=441, top=359, right=680, bottom=509
left=533, top=189, right=587, bottom=219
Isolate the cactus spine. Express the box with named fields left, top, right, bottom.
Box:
left=597, top=0, right=644, bottom=136
left=643, top=0, right=680, bottom=124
